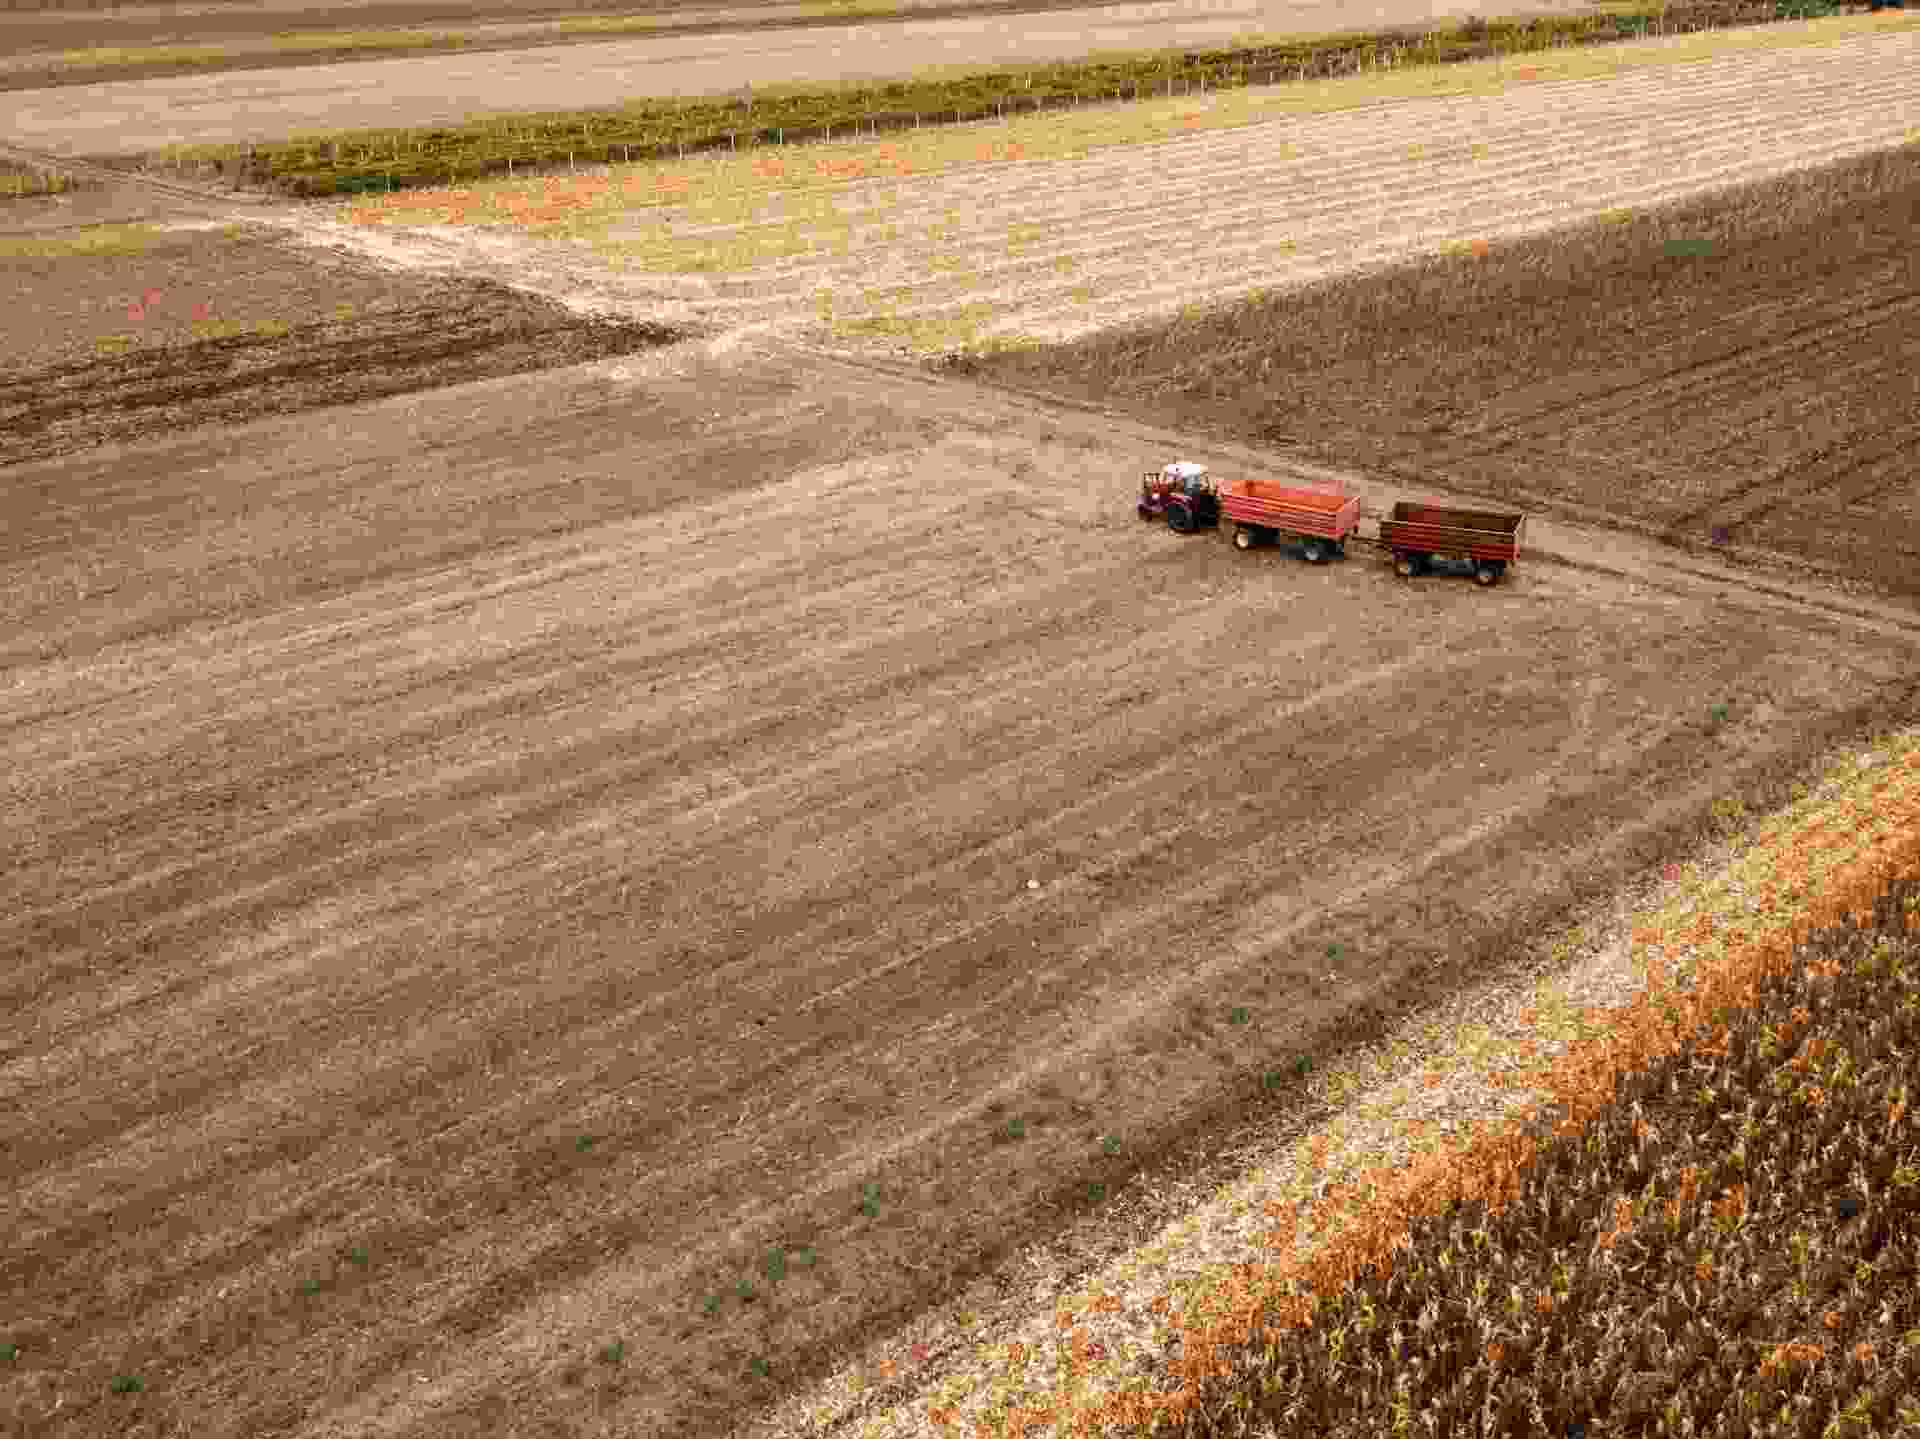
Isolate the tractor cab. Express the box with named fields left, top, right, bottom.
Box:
left=1137, top=461, right=1220, bottom=533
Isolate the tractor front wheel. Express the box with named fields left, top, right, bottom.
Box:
left=1394, top=553, right=1416, bottom=578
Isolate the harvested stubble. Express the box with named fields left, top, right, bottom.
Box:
left=1060, top=753, right=1920, bottom=1437
left=176, top=0, right=1821, bottom=197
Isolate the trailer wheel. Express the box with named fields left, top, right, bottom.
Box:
left=1474, top=562, right=1499, bottom=586
left=1233, top=525, right=1256, bottom=551
left=1394, top=553, right=1416, bottom=579
left=1301, top=538, right=1328, bottom=565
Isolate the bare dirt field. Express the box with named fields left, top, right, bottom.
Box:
left=0, top=0, right=1211, bottom=93
left=967, top=139, right=1920, bottom=601
left=0, top=0, right=1630, bottom=97
left=278, top=21, right=1920, bottom=380
left=6, top=21, right=1920, bottom=1439
left=0, top=219, right=689, bottom=468
left=0, top=0, right=1630, bottom=153
left=6, top=169, right=1920, bottom=1439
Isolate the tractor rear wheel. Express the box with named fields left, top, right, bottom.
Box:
left=1168, top=504, right=1193, bottom=534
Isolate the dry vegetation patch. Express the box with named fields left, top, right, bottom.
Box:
left=766, top=733, right=1920, bottom=1439
left=0, top=220, right=690, bottom=464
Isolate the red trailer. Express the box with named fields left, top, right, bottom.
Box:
left=1378, top=501, right=1525, bottom=587
left=1218, top=479, right=1362, bottom=564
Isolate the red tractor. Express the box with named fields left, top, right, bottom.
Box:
left=1138, top=461, right=1220, bottom=534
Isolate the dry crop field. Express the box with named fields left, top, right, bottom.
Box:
left=971, top=141, right=1920, bottom=600
left=5, top=287, right=1920, bottom=1439
left=5, top=17, right=1920, bottom=1439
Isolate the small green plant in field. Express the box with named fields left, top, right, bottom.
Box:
left=109, top=1375, right=144, bottom=1395
left=1296, top=1054, right=1314, bottom=1076
left=575, top=1135, right=596, bottom=1152
left=1006, top=1117, right=1027, bottom=1139
left=1709, top=702, right=1731, bottom=723
left=299, top=1278, right=323, bottom=1296
left=1664, top=237, right=1714, bottom=258
left=1102, top=1134, right=1122, bottom=1155
left=348, top=1246, right=371, bottom=1267
left=793, top=1245, right=818, bottom=1267
left=601, top=1340, right=626, bottom=1365
left=702, top=1293, right=721, bottom=1315
left=749, top=1357, right=772, bottom=1378
left=1263, top=1070, right=1284, bottom=1090
left=1229, top=1006, right=1251, bottom=1025
left=1088, top=1182, right=1107, bottom=1203
left=765, top=1246, right=787, bottom=1282
left=1326, top=943, right=1344, bottom=961
left=736, top=1278, right=757, bottom=1301
left=0, top=1343, right=17, bottom=1361
left=860, top=1182, right=881, bottom=1218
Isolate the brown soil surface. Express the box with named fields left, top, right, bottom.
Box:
left=0, top=219, right=690, bottom=466
left=5, top=280, right=1920, bottom=1439
left=0, top=0, right=1232, bottom=93
left=967, top=141, right=1920, bottom=603
left=0, top=0, right=1623, bottom=150
left=6, top=50, right=1920, bottom=1439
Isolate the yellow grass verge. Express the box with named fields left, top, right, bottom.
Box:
left=331, top=8, right=1920, bottom=295
left=761, top=727, right=1920, bottom=1439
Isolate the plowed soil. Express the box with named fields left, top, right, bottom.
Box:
left=7, top=39, right=1920, bottom=1439
left=0, top=220, right=690, bottom=467
left=967, top=141, right=1920, bottom=601
left=6, top=346, right=1920, bottom=1439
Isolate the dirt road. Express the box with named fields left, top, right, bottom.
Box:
left=0, top=0, right=1619, bottom=154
